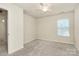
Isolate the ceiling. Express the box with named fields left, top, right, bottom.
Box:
left=15, top=3, right=78, bottom=18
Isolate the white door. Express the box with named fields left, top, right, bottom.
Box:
left=7, top=6, right=24, bottom=54
left=0, top=4, right=24, bottom=54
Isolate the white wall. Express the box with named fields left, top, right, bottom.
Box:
left=74, top=6, right=79, bottom=50
left=0, top=4, right=24, bottom=54
left=37, top=12, right=74, bottom=44
left=24, top=14, right=36, bottom=44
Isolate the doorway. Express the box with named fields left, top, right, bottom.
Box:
left=0, top=8, right=8, bottom=54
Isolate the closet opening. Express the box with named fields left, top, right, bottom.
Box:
left=0, top=8, right=8, bottom=55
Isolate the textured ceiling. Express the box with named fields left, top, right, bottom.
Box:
left=15, top=3, right=77, bottom=18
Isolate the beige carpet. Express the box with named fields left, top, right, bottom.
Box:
left=10, top=39, right=77, bottom=56
left=0, top=39, right=78, bottom=56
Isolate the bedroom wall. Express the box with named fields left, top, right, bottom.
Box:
left=74, top=5, right=79, bottom=50
left=37, top=12, right=74, bottom=44
left=24, top=14, right=36, bottom=44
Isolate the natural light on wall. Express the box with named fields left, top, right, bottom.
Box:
left=57, top=18, right=70, bottom=37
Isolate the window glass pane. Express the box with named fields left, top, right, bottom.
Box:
left=57, top=18, right=70, bottom=37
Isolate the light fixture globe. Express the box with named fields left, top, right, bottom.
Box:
left=39, top=3, right=51, bottom=12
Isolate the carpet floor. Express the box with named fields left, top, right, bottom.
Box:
left=0, top=39, right=79, bottom=56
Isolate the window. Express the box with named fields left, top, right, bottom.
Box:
left=57, top=18, right=70, bottom=37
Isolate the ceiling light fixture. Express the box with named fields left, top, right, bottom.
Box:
left=42, top=6, right=48, bottom=12
left=39, top=3, right=50, bottom=12
left=2, top=19, right=5, bottom=23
